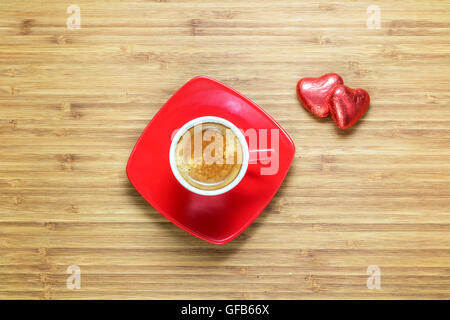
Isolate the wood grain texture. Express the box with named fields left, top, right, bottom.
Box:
left=0, top=0, right=449, bottom=299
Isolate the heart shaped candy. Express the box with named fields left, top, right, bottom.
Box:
left=328, top=85, right=370, bottom=130
left=296, top=73, right=344, bottom=118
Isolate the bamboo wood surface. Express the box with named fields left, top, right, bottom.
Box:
left=0, top=0, right=449, bottom=299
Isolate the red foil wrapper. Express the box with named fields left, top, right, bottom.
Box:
left=296, top=73, right=343, bottom=118
left=329, top=85, right=370, bottom=130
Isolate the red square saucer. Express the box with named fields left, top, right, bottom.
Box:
left=126, top=76, right=295, bottom=244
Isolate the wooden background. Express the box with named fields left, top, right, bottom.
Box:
left=0, top=0, right=449, bottom=299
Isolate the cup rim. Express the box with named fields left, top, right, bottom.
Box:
left=169, top=116, right=249, bottom=196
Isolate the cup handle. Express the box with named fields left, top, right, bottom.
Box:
left=248, top=149, right=274, bottom=165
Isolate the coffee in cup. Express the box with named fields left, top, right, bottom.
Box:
left=174, top=122, right=243, bottom=191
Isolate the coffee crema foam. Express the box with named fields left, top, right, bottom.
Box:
left=175, top=122, right=243, bottom=191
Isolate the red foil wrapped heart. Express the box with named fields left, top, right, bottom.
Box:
left=329, top=85, right=370, bottom=130
left=296, top=73, right=344, bottom=117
